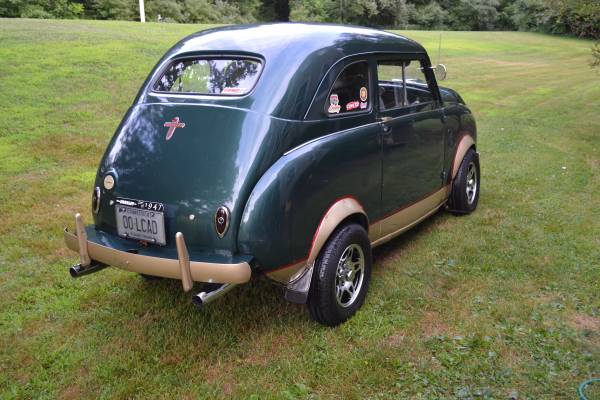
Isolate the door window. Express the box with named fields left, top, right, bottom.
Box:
left=326, top=62, right=370, bottom=115
left=377, top=59, right=434, bottom=111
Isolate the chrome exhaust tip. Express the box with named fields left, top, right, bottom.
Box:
left=69, top=261, right=107, bottom=278
left=192, top=284, right=236, bottom=308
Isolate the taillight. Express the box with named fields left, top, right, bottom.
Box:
left=214, top=206, right=230, bottom=238
left=92, top=186, right=101, bottom=214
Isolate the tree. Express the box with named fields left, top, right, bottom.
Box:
left=591, top=42, right=600, bottom=68
left=92, top=0, right=136, bottom=20
left=412, top=1, right=447, bottom=29
left=505, top=0, right=553, bottom=32
left=290, top=0, right=329, bottom=22
left=260, top=0, right=289, bottom=21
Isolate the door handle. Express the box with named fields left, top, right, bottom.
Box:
left=440, top=111, right=447, bottom=123
left=378, top=116, right=392, bottom=133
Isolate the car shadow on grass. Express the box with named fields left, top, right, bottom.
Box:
left=80, top=209, right=452, bottom=353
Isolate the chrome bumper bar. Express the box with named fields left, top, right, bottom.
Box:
left=64, top=213, right=252, bottom=292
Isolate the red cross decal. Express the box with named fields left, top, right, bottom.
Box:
left=164, top=117, right=186, bottom=141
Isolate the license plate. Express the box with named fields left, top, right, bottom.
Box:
left=115, top=198, right=166, bottom=245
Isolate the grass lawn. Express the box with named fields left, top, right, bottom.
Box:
left=0, top=18, right=599, bottom=399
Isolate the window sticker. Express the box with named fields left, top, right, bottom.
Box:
left=328, top=94, right=341, bottom=114
left=346, top=101, right=360, bottom=111
left=359, top=87, right=368, bottom=102
left=360, top=101, right=368, bottom=109
left=222, top=87, right=245, bottom=94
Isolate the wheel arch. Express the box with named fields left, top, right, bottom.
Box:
left=283, top=197, right=369, bottom=304
left=451, top=134, right=476, bottom=180
left=306, top=197, right=369, bottom=266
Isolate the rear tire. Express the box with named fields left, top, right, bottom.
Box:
left=449, top=148, right=480, bottom=214
left=307, top=223, right=372, bottom=326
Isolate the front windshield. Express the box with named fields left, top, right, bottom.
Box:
left=153, top=58, right=262, bottom=95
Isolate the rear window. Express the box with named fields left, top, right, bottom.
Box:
left=153, top=58, right=262, bottom=95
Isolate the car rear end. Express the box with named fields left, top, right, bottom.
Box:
left=64, top=54, right=274, bottom=304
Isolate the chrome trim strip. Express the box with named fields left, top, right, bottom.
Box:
left=283, top=122, right=379, bottom=156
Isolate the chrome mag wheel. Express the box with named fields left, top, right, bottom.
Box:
left=335, top=244, right=365, bottom=308
left=466, top=161, right=478, bottom=205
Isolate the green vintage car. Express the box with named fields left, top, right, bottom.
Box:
left=64, top=23, right=479, bottom=326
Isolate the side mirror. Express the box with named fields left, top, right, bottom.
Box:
left=434, top=64, right=447, bottom=81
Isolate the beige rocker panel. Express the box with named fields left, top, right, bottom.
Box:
left=265, top=259, right=307, bottom=284
left=451, top=134, right=475, bottom=179
left=64, top=228, right=251, bottom=286
left=370, top=185, right=449, bottom=247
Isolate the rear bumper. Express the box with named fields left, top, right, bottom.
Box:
left=64, top=213, right=252, bottom=291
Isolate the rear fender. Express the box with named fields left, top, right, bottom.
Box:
left=237, top=122, right=379, bottom=287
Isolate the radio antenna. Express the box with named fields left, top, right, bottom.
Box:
left=437, top=33, right=442, bottom=66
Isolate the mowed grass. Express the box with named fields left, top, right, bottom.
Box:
left=0, top=18, right=599, bottom=399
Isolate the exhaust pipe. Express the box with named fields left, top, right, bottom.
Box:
left=192, top=284, right=236, bottom=308
left=69, top=261, right=107, bottom=278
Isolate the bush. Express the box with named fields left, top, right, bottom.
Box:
left=290, top=0, right=329, bottom=22
left=448, top=0, right=500, bottom=30
left=91, top=0, right=136, bottom=20
left=505, top=0, right=554, bottom=32
left=412, top=1, right=447, bottom=29
left=552, top=0, right=600, bottom=38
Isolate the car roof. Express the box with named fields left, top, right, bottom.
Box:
left=173, top=23, right=425, bottom=57
left=154, top=23, right=427, bottom=120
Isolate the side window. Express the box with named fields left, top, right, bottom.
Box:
left=326, top=62, right=370, bottom=115
left=377, top=59, right=434, bottom=111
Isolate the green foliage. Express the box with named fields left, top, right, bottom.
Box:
left=91, top=0, right=136, bottom=20
left=412, top=1, right=446, bottom=29
left=591, top=42, right=600, bottom=67
left=289, top=0, right=329, bottom=22
left=0, top=0, right=598, bottom=39
left=447, top=0, right=501, bottom=30
left=551, top=0, right=600, bottom=38
left=0, top=0, right=84, bottom=18
left=504, top=0, right=554, bottom=32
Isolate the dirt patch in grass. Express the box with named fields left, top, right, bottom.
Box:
left=569, top=314, right=600, bottom=332
left=382, top=332, right=406, bottom=348
left=420, top=311, right=449, bottom=338
left=59, top=384, right=84, bottom=400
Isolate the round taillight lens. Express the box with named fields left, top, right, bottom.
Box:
left=214, top=206, right=230, bottom=238
left=92, top=186, right=101, bottom=214
left=103, top=174, right=115, bottom=190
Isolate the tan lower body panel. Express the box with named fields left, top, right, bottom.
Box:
left=269, top=186, right=450, bottom=284
left=265, top=260, right=307, bottom=284
left=64, top=229, right=251, bottom=284
left=370, top=186, right=449, bottom=247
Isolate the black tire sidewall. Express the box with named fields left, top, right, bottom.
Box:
left=451, top=149, right=480, bottom=213
left=308, top=223, right=372, bottom=326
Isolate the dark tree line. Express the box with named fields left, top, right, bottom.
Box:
left=1, top=0, right=598, bottom=39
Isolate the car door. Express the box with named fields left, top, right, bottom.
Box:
left=376, top=56, right=446, bottom=234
